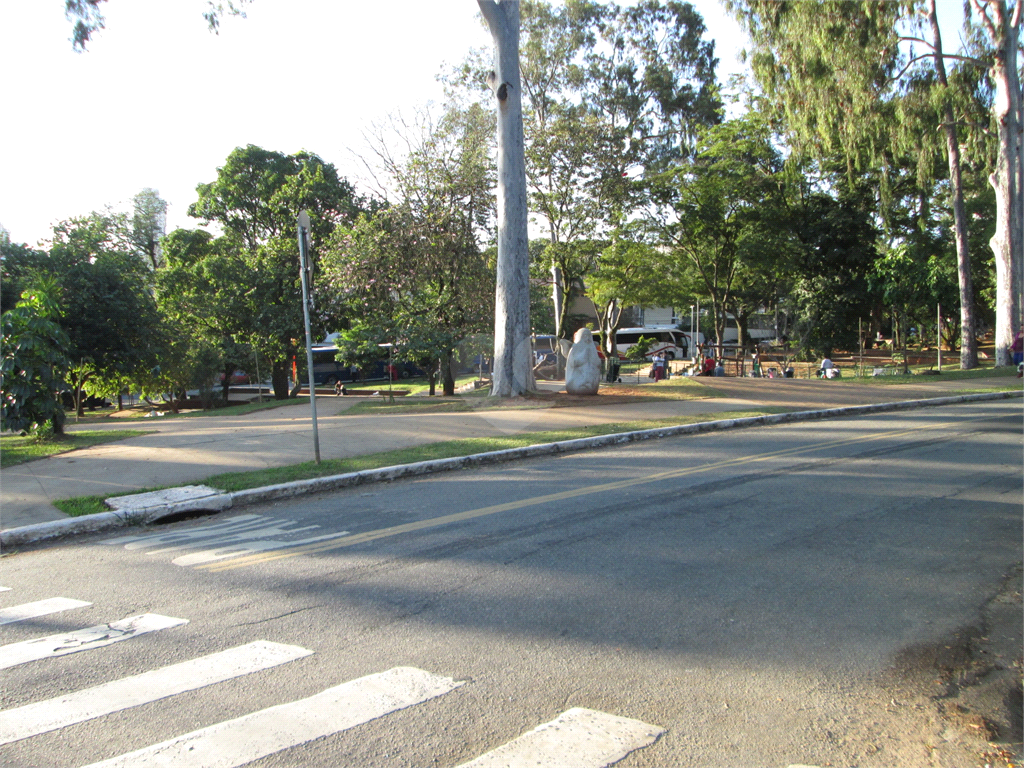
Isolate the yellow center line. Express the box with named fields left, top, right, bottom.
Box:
left=201, top=420, right=955, bottom=573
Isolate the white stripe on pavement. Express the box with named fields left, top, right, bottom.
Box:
left=81, top=666, right=464, bottom=768
left=0, top=614, right=187, bottom=670
left=0, top=640, right=313, bottom=745
left=457, top=707, right=665, bottom=768
left=0, top=597, right=92, bottom=626
left=0, top=587, right=12, bottom=592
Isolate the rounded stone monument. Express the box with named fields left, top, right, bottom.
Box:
left=564, top=328, right=601, bottom=395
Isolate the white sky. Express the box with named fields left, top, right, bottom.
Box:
left=0, top=1, right=964, bottom=248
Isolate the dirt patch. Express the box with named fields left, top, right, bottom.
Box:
left=883, top=564, right=1023, bottom=767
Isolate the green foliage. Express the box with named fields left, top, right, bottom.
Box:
left=624, top=335, right=657, bottom=362
left=323, top=104, right=495, bottom=395
left=42, top=212, right=165, bottom=408
left=789, top=194, right=879, bottom=355
left=187, top=145, right=366, bottom=398
left=651, top=114, right=796, bottom=344
left=1, top=233, right=49, bottom=314
left=1, top=285, right=70, bottom=436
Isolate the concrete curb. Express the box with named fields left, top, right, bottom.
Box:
left=3, top=389, right=1019, bottom=549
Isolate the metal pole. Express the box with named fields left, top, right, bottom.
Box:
left=695, top=300, right=700, bottom=361
left=297, top=211, right=320, bottom=464
left=937, top=303, right=942, bottom=372
left=859, top=318, right=863, bottom=378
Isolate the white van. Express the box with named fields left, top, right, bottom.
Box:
left=598, top=327, right=704, bottom=360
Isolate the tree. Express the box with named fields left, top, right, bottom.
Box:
left=1, top=283, right=69, bottom=435
left=790, top=194, right=879, bottom=356
left=729, top=0, right=1021, bottom=366
left=64, top=0, right=252, bottom=50
left=651, top=115, right=792, bottom=348
left=188, top=145, right=365, bottom=399
left=43, top=213, right=164, bottom=415
left=1, top=230, right=49, bottom=314
left=515, top=0, right=722, bottom=340
left=323, top=104, right=495, bottom=397
left=586, top=234, right=659, bottom=362
left=157, top=228, right=255, bottom=405
left=129, top=188, right=168, bottom=270
left=967, top=0, right=1023, bottom=364
left=479, top=0, right=536, bottom=397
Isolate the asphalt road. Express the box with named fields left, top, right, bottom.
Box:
left=2, top=401, right=1021, bottom=768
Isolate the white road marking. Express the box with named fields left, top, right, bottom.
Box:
left=170, top=531, right=351, bottom=566
left=80, top=666, right=464, bottom=768
left=0, top=587, right=12, bottom=592
left=457, top=707, right=665, bottom=768
left=0, top=640, right=312, bottom=745
left=0, top=597, right=91, bottom=626
left=101, top=515, right=280, bottom=548
left=100, top=514, right=350, bottom=567
left=0, top=614, right=188, bottom=670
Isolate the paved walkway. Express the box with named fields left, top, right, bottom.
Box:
left=2, top=376, right=1019, bottom=531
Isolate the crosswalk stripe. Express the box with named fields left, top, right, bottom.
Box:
left=0, top=640, right=313, bottom=745
left=80, top=666, right=464, bottom=768
left=0, top=587, right=12, bottom=592
left=456, top=707, right=665, bottom=768
left=0, top=614, right=187, bottom=670
left=0, top=597, right=92, bottom=626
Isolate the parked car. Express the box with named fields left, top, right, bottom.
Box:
left=60, top=391, right=109, bottom=411
left=217, top=370, right=252, bottom=385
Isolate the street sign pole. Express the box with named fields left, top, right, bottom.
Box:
left=297, top=211, right=320, bottom=464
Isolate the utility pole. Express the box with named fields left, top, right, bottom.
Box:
left=297, top=211, right=320, bottom=464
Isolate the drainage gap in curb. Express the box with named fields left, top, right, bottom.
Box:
left=150, top=509, right=221, bottom=526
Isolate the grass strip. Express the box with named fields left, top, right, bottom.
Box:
left=0, top=430, right=147, bottom=468
left=51, top=408, right=788, bottom=517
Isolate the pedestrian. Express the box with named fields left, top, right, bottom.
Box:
left=751, top=350, right=761, bottom=378
left=652, top=352, right=665, bottom=381
left=1012, top=326, right=1024, bottom=366
left=713, top=360, right=725, bottom=377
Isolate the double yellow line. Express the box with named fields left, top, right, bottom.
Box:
left=200, top=419, right=957, bottom=573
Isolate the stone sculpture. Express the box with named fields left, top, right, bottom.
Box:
left=564, top=328, right=601, bottom=395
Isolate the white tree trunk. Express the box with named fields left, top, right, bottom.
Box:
left=975, top=0, right=1023, bottom=365
left=479, top=0, right=535, bottom=396
left=928, top=0, right=979, bottom=369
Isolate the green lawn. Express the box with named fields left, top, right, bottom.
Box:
left=52, top=408, right=789, bottom=517
left=0, top=430, right=148, bottom=468
left=838, top=364, right=1021, bottom=385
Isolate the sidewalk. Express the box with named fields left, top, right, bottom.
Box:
left=2, top=376, right=1019, bottom=532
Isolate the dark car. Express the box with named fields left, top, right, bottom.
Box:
left=60, top=391, right=110, bottom=411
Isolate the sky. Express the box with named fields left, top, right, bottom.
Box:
left=0, top=0, right=966, bottom=249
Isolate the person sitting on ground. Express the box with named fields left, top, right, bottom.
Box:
left=819, top=356, right=836, bottom=379
left=334, top=380, right=347, bottom=396
left=713, top=360, right=725, bottom=377
left=699, top=356, right=716, bottom=376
